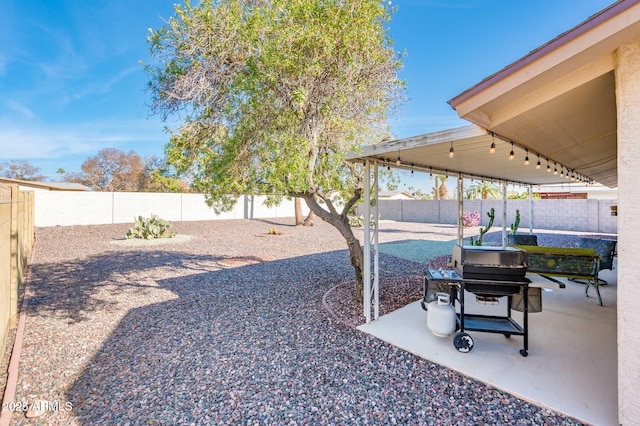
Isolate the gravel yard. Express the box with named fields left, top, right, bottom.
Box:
left=4, top=218, right=592, bottom=425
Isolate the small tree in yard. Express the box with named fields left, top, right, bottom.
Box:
left=145, top=0, right=404, bottom=300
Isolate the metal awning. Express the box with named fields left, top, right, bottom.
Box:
left=348, top=124, right=600, bottom=187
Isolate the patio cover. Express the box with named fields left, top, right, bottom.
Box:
left=348, top=124, right=604, bottom=188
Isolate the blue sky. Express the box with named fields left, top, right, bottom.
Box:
left=1, top=0, right=615, bottom=182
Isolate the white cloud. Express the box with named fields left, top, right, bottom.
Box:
left=71, top=66, right=141, bottom=101
left=3, top=100, right=36, bottom=120
left=0, top=118, right=168, bottom=160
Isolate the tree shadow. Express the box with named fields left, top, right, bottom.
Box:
left=27, top=250, right=263, bottom=323
left=60, top=250, right=428, bottom=424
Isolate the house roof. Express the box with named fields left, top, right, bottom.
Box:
left=0, top=177, right=91, bottom=191
left=447, top=0, right=640, bottom=188
left=350, top=0, right=640, bottom=189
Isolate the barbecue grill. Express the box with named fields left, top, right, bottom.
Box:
left=422, top=245, right=534, bottom=357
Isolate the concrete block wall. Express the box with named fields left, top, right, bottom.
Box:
left=34, top=192, right=308, bottom=227
left=361, top=199, right=617, bottom=234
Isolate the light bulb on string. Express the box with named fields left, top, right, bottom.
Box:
left=553, top=163, right=558, bottom=175
left=524, top=150, right=530, bottom=165
left=546, top=160, right=551, bottom=173
left=449, top=141, right=455, bottom=159
left=489, top=134, right=496, bottom=154
left=536, top=154, right=541, bottom=170
left=509, top=142, right=515, bottom=160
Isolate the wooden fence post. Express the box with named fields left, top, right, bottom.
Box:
left=9, top=184, right=19, bottom=328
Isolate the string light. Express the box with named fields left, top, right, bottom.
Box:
left=483, top=131, right=593, bottom=184
left=411, top=163, right=414, bottom=176
left=396, top=157, right=401, bottom=166
left=449, top=141, right=454, bottom=158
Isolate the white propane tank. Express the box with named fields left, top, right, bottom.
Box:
left=427, top=292, right=456, bottom=337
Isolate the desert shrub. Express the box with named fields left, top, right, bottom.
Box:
left=268, top=226, right=280, bottom=235
left=126, top=214, right=176, bottom=240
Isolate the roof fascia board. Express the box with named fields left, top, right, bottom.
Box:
left=449, top=0, right=640, bottom=116
left=348, top=124, right=485, bottom=160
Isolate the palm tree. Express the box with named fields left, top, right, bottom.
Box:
left=466, top=181, right=501, bottom=199
left=56, top=168, right=66, bottom=180
left=432, top=175, right=450, bottom=200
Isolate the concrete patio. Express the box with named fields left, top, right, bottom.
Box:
left=358, top=265, right=618, bottom=425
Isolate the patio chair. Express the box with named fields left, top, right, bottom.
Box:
left=570, top=237, right=617, bottom=285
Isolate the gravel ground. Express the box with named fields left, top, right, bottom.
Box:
left=3, top=218, right=598, bottom=425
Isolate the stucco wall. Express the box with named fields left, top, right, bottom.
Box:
left=33, top=192, right=307, bottom=227
left=615, top=36, right=640, bottom=426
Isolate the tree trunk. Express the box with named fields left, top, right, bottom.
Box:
left=294, top=198, right=304, bottom=225
left=303, top=209, right=315, bottom=226
left=438, top=183, right=450, bottom=200
left=302, top=196, right=364, bottom=300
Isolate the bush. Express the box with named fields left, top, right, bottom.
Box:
left=348, top=215, right=365, bottom=227
left=126, top=214, right=176, bottom=240
left=268, top=226, right=280, bottom=235
left=462, top=211, right=481, bottom=227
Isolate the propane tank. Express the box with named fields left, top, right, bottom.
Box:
left=427, top=292, right=456, bottom=337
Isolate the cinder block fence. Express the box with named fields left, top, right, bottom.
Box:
left=359, top=199, right=617, bottom=234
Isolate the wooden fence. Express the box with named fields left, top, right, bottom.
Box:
left=0, top=184, right=34, bottom=360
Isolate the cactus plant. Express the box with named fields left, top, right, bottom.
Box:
left=469, top=208, right=495, bottom=246
left=510, top=209, right=521, bottom=235
left=126, top=214, right=176, bottom=239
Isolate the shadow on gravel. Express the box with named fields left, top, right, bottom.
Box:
left=55, top=247, right=583, bottom=425
left=26, top=251, right=247, bottom=323
left=62, top=250, right=446, bottom=424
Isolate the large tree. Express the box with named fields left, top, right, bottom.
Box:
left=66, top=148, right=191, bottom=192
left=146, top=0, right=404, bottom=297
left=465, top=181, right=501, bottom=200
left=77, top=148, right=146, bottom=191
left=0, top=160, right=47, bottom=181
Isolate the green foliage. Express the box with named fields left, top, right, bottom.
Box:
left=510, top=209, right=521, bottom=235
left=145, top=0, right=405, bottom=297
left=465, top=181, right=501, bottom=200
left=348, top=215, right=365, bottom=227
left=145, top=0, right=403, bottom=207
left=508, top=191, right=541, bottom=200
left=469, top=208, right=495, bottom=246
left=126, top=214, right=176, bottom=240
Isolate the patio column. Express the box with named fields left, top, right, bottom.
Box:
left=615, top=36, right=640, bottom=426
left=502, top=181, right=507, bottom=248
left=363, top=160, right=380, bottom=323
left=528, top=185, right=534, bottom=234
left=363, top=161, right=371, bottom=323
left=457, top=173, right=463, bottom=245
